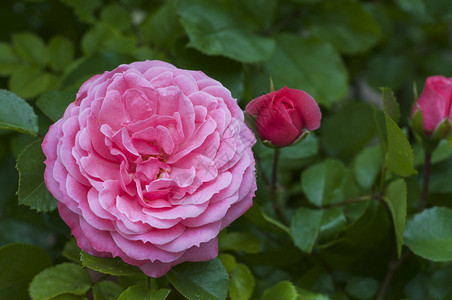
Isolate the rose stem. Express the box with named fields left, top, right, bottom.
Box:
left=376, top=150, right=432, bottom=300
left=271, top=148, right=280, bottom=195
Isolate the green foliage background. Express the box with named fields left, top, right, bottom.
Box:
left=1, top=0, right=452, bottom=299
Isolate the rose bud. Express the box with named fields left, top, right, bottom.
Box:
left=412, top=75, right=452, bottom=141
left=245, top=86, right=321, bottom=147
left=42, top=60, right=257, bottom=277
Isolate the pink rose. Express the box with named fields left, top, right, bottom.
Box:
left=42, top=60, right=256, bottom=277
left=412, top=75, right=452, bottom=133
left=245, top=86, right=321, bottom=147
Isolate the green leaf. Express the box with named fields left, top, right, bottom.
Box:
left=218, top=254, right=236, bottom=273
left=11, top=32, right=48, bottom=67
left=29, top=263, right=92, bottom=300
left=261, top=281, right=298, bottom=300
left=0, top=42, right=22, bottom=75
left=80, top=251, right=142, bottom=276
left=384, top=179, right=407, bottom=257
left=62, top=239, right=81, bottom=263
left=302, top=159, right=359, bottom=206
left=0, top=89, right=38, bottom=135
left=9, top=66, right=53, bottom=99
left=93, top=281, right=124, bottom=300
left=297, top=288, right=330, bottom=300
left=166, top=258, right=229, bottom=300
left=290, top=207, right=323, bottom=253
left=353, top=145, right=384, bottom=189
left=100, top=4, right=131, bottom=33
left=320, top=102, right=377, bottom=159
left=176, top=0, right=275, bottom=63
left=263, top=33, right=348, bottom=107
left=385, top=112, right=417, bottom=177
left=230, top=263, right=254, bottom=300
left=81, top=23, right=136, bottom=56
left=0, top=243, right=52, bottom=300
left=404, top=206, right=452, bottom=261
left=60, top=0, right=102, bottom=24
left=380, top=87, right=400, bottom=124
left=308, top=0, right=381, bottom=54
left=48, top=36, right=74, bottom=73
left=279, top=134, right=319, bottom=170
left=219, top=231, right=260, bottom=253
left=36, top=88, right=77, bottom=122
left=118, top=285, right=170, bottom=300
left=16, top=139, right=58, bottom=212
left=345, top=276, right=379, bottom=300
left=318, top=207, right=347, bottom=243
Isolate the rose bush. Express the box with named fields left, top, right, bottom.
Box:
left=412, top=75, right=452, bottom=134
left=41, top=60, right=256, bottom=277
left=245, top=86, right=321, bottom=147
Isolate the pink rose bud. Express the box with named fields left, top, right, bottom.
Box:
left=412, top=75, right=452, bottom=135
left=42, top=60, right=257, bottom=277
left=245, top=86, right=321, bottom=147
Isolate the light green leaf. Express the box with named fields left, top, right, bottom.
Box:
left=345, top=276, right=379, bottom=300
left=297, top=289, right=330, bottom=300
left=36, top=88, right=77, bottom=122
left=81, top=23, right=136, bottom=56
left=29, top=263, right=92, bottom=300
left=9, top=65, right=52, bottom=99
left=93, top=281, right=123, bottom=300
left=302, top=159, right=359, bottom=206
left=219, top=231, right=260, bottom=253
left=308, top=0, right=381, bottom=54
left=118, top=285, right=170, bottom=300
left=80, top=251, right=142, bottom=276
left=381, top=87, right=400, bottom=124
left=261, top=281, right=298, bottom=300
left=12, top=32, right=48, bottom=67
left=16, top=139, right=58, bottom=212
left=218, top=254, right=236, bottom=273
left=0, top=243, right=53, bottom=300
left=48, top=36, right=74, bottom=73
left=60, top=0, right=102, bottom=24
left=404, top=206, right=452, bottom=261
left=0, top=89, right=38, bottom=135
left=176, top=0, right=275, bottom=63
left=0, top=42, right=22, bottom=75
left=353, top=145, right=384, bottom=189
left=263, top=33, right=348, bottom=107
left=385, top=113, right=417, bottom=177
left=230, top=263, right=254, bottom=300
left=62, top=239, right=80, bottom=263
left=166, top=258, right=229, bottom=300
left=384, top=179, right=407, bottom=257
left=290, top=207, right=323, bottom=253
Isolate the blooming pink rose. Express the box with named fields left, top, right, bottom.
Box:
left=42, top=60, right=256, bottom=277
left=245, top=86, right=321, bottom=147
left=412, top=75, right=452, bottom=134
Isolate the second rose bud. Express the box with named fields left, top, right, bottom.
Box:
left=245, top=86, right=322, bottom=147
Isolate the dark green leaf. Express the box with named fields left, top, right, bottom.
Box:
left=404, top=206, right=452, bottom=261
left=318, top=207, right=347, bottom=243
left=81, top=23, right=136, bottom=56
left=353, top=145, right=384, bottom=189
left=12, top=32, right=48, bottom=67
left=100, top=4, right=131, bottom=33
left=219, top=232, right=260, bottom=253
left=0, top=243, right=52, bottom=300
left=0, top=42, right=22, bottom=75
left=230, top=263, right=254, bottom=300
left=176, top=0, right=275, bottom=63
left=16, top=139, right=58, bottom=212
left=166, top=258, right=229, bottom=300
left=308, top=0, right=381, bottom=54
left=29, top=263, right=91, bottom=300
left=263, top=33, right=348, bottom=107
left=290, top=207, right=323, bottom=253
left=279, top=134, right=319, bottom=170
left=36, top=88, right=77, bottom=122
left=320, top=102, right=377, bottom=159
left=60, top=0, right=102, bottom=24
left=9, top=66, right=53, bottom=99
left=118, top=285, right=170, bottom=300
left=261, top=281, right=298, bottom=300
left=48, top=36, right=75, bottom=73
left=93, top=281, right=124, bottom=300
left=0, top=89, right=38, bottom=135
left=80, top=251, right=142, bottom=276
left=62, top=239, right=81, bottom=263
left=384, top=179, right=407, bottom=257
left=385, top=113, right=417, bottom=177
left=345, top=276, right=379, bottom=300
left=381, top=87, right=400, bottom=124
